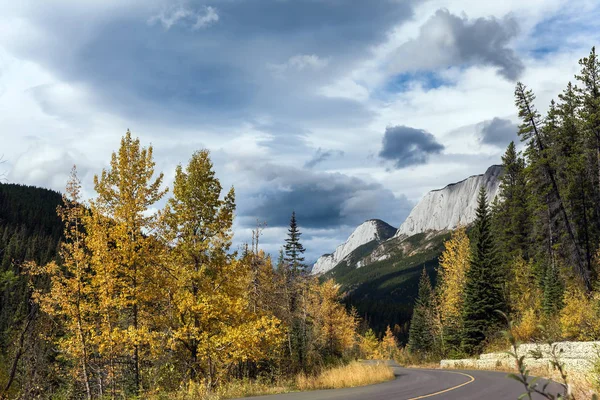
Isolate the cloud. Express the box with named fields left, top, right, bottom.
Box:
left=9, top=142, right=93, bottom=192
left=236, top=161, right=412, bottom=229
left=379, top=126, right=444, bottom=169
left=388, top=9, right=524, bottom=80
left=268, top=54, right=330, bottom=75
left=304, top=148, right=344, bottom=169
left=148, top=5, right=218, bottom=31
left=477, top=117, right=519, bottom=147
left=0, top=0, right=417, bottom=131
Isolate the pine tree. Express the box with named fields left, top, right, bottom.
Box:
left=575, top=47, right=600, bottom=202
left=284, top=211, right=306, bottom=276
left=281, top=212, right=309, bottom=371
left=515, top=82, right=590, bottom=290
left=555, top=82, right=597, bottom=282
left=408, top=268, right=435, bottom=354
left=494, top=141, right=530, bottom=262
left=542, top=263, right=564, bottom=316
left=461, top=187, right=507, bottom=355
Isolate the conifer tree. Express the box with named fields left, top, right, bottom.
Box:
left=284, top=211, right=306, bottom=275
left=461, top=187, right=506, bottom=355
left=555, top=82, right=597, bottom=281
left=281, top=212, right=310, bottom=371
left=542, top=263, right=564, bottom=316
left=576, top=47, right=600, bottom=198
left=494, top=141, right=530, bottom=263
left=515, top=82, right=590, bottom=290
left=408, top=268, right=435, bottom=354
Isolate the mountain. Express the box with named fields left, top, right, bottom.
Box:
left=324, top=230, right=450, bottom=338
left=312, top=219, right=396, bottom=275
left=314, top=165, right=503, bottom=338
left=395, top=165, right=503, bottom=237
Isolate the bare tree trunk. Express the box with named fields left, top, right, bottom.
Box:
left=77, top=317, right=92, bottom=400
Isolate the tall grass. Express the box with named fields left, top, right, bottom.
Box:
left=147, top=361, right=395, bottom=400
left=296, top=361, right=395, bottom=390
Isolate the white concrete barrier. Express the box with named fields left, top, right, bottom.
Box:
left=440, top=341, right=600, bottom=373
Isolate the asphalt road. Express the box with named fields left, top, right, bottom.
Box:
left=238, top=363, right=565, bottom=400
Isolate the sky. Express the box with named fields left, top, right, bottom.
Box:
left=1, top=0, right=599, bottom=262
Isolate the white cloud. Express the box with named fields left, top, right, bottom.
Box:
left=0, top=0, right=599, bottom=259
left=192, top=6, right=218, bottom=30
left=148, top=5, right=218, bottom=30
left=268, top=54, right=330, bottom=75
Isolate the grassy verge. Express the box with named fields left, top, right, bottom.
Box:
left=296, top=361, right=395, bottom=391
left=152, top=361, right=395, bottom=400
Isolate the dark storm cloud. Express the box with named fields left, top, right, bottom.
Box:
left=379, top=126, right=444, bottom=169
left=304, top=148, right=344, bottom=169
left=8, top=0, right=417, bottom=128
left=238, top=163, right=412, bottom=229
left=478, top=117, right=519, bottom=147
left=390, top=9, right=524, bottom=81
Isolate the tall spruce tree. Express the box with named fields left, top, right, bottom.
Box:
left=282, top=211, right=309, bottom=371
left=284, top=211, right=306, bottom=275
left=461, top=187, right=507, bottom=355
left=408, top=268, right=435, bottom=354
left=494, top=141, right=530, bottom=263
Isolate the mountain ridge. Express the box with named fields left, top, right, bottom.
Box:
left=312, top=219, right=396, bottom=275
left=312, top=164, right=503, bottom=274
left=395, top=164, right=502, bottom=237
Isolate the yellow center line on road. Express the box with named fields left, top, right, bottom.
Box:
left=406, top=371, right=475, bottom=400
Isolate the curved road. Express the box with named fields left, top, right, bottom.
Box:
left=239, top=363, right=564, bottom=400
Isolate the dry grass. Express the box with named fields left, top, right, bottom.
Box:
left=148, top=362, right=395, bottom=399
left=148, top=378, right=293, bottom=400
left=296, top=361, right=395, bottom=390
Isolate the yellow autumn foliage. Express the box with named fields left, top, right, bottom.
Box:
left=508, top=256, right=543, bottom=341
left=380, top=326, right=399, bottom=359
left=24, top=132, right=364, bottom=398
left=437, top=226, right=470, bottom=324
left=306, top=279, right=358, bottom=359
left=560, top=286, right=600, bottom=340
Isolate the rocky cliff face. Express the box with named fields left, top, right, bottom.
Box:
left=395, top=165, right=503, bottom=237
left=312, top=219, right=396, bottom=274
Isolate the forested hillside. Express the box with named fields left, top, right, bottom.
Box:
left=408, top=47, right=600, bottom=360
left=0, top=184, right=63, bottom=395
left=325, top=231, right=449, bottom=341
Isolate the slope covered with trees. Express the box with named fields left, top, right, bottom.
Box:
left=407, top=47, right=600, bottom=359
left=0, top=183, right=63, bottom=397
